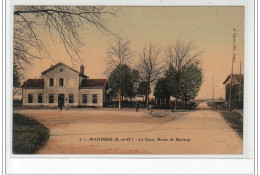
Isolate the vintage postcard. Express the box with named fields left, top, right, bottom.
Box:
left=11, top=6, right=245, bottom=155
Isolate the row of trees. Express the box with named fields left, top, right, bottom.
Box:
left=106, top=38, right=203, bottom=110
left=106, top=40, right=162, bottom=109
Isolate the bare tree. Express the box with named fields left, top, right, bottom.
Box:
left=106, top=37, right=133, bottom=109
left=138, top=43, right=162, bottom=109
left=165, top=40, right=201, bottom=111
left=14, top=6, right=117, bottom=71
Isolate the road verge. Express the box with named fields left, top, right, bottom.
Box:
left=13, top=113, right=50, bottom=154
left=220, top=110, right=243, bottom=139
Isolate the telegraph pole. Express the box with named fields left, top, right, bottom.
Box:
left=228, top=60, right=234, bottom=112
left=239, top=61, right=242, bottom=101
left=240, top=61, right=241, bottom=74
left=229, top=28, right=236, bottom=112
left=212, top=75, right=214, bottom=108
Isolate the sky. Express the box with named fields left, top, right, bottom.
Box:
left=19, top=6, right=244, bottom=99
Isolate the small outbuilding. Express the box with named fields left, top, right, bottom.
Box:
left=223, top=74, right=244, bottom=108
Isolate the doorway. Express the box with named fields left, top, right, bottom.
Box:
left=58, top=94, right=65, bottom=107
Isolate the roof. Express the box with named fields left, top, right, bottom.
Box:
left=21, top=79, right=44, bottom=89
left=41, top=62, right=88, bottom=78
left=223, top=74, right=244, bottom=85
left=81, top=79, right=106, bottom=88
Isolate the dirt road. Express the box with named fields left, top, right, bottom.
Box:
left=14, top=108, right=242, bottom=154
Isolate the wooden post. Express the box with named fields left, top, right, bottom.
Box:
left=212, top=75, right=214, bottom=108
left=229, top=60, right=234, bottom=112
left=239, top=61, right=242, bottom=101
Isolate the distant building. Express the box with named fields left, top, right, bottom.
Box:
left=223, top=74, right=244, bottom=108
left=21, top=62, right=107, bottom=107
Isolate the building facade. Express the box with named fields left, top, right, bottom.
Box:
left=21, top=62, right=107, bottom=107
left=223, top=74, right=244, bottom=109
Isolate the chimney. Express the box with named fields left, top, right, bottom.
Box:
left=80, top=65, right=84, bottom=74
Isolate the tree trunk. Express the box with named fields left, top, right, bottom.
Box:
left=184, top=84, right=187, bottom=109
left=146, top=86, right=150, bottom=110
left=118, top=70, right=122, bottom=109
left=174, top=75, right=179, bottom=112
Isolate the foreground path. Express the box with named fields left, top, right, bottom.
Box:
left=14, top=109, right=242, bottom=154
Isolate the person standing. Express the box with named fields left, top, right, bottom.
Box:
left=58, top=100, right=62, bottom=111
left=135, top=103, right=139, bottom=112
left=149, top=104, right=153, bottom=114
left=65, top=99, right=69, bottom=111
left=171, top=103, right=174, bottom=112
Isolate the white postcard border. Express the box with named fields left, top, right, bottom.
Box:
left=4, top=0, right=256, bottom=174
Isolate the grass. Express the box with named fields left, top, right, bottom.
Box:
left=13, top=113, right=50, bottom=154
left=220, top=111, right=243, bottom=139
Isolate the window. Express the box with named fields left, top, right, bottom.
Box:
left=38, top=94, right=43, bottom=103
left=28, top=94, right=33, bottom=103
left=92, top=94, right=98, bottom=104
left=82, top=94, right=87, bottom=104
left=49, top=78, right=54, bottom=86
left=59, top=78, right=64, bottom=86
left=49, top=94, right=54, bottom=103
left=69, top=94, right=74, bottom=103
